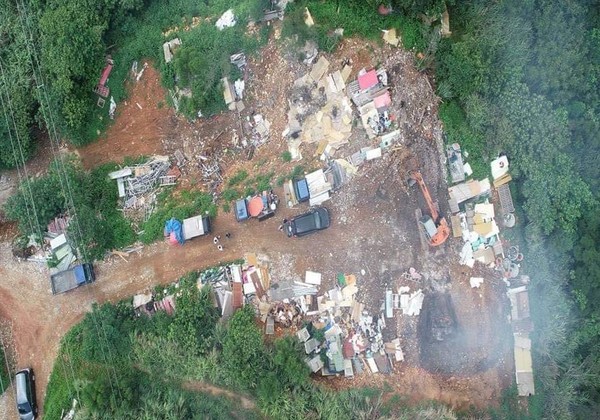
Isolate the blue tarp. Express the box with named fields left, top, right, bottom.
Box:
left=164, top=218, right=185, bottom=244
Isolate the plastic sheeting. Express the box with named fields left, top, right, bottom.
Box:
left=164, top=218, right=184, bottom=245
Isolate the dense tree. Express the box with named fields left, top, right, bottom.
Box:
left=168, top=281, right=220, bottom=355
left=435, top=0, right=600, bottom=415
left=222, top=306, right=266, bottom=390
left=0, top=0, right=36, bottom=168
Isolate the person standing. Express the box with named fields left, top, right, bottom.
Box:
left=278, top=219, right=288, bottom=231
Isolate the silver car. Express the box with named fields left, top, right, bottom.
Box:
left=16, top=368, right=37, bottom=420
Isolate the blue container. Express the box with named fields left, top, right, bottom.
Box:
left=235, top=199, right=249, bottom=222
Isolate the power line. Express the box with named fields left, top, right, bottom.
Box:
left=0, top=61, right=83, bottom=405
left=14, top=0, right=123, bottom=403
left=0, top=326, right=15, bottom=403
left=0, top=61, right=42, bottom=242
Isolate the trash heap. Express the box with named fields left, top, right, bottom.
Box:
left=447, top=151, right=518, bottom=270
left=283, top=56, right=354, bottom=160
left=49, top=233, right=76, bottom=271
left=167, top=255, right=434, bottom=379
left=262, top=268, right=415, bottom=378
left=195, top=254, right=274, bottom=321
left=108, top=155, right=182, bottom=225
left=348, top=67, right=392, bottom=138
left=132, top=292, right=176, bottom=317
left=456, top=201, right=502, bottom=268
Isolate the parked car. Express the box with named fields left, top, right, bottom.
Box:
left=286, top=207, right=330, bottom=237
left=15, top=368, right=37, bottom=420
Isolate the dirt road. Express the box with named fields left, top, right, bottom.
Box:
left=0, top=150, right=511, bottom=417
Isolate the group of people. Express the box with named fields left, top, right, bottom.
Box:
left=213, top=233, right=231, bottom=251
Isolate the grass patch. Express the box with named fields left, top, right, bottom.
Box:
left=0, top=348, right=9, bottom=395
left=140, top=189, right=217, bottom=244
left=221, top=188, right=241, bottom=201
left=291, top=164, right=305, bottom=178
left=281, top=151, right=292, bottom=162
left=253, top=171, right=275, bottom=192
left=228, top=169, right=249, bottom=187
left=243, top=186, right=256, bottom=197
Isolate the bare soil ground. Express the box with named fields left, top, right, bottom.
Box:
left=0, top=24, right=513, bottom=417
left=75, top=65, right=177, bottom=170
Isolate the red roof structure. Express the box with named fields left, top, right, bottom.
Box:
left=98, top=63, right=113, bottom=86
left=358, top=69, right=378, bottom=90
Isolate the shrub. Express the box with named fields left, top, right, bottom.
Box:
left=281, top=151, right=292, bottom=162
left=221, top=188, right=241, bottom=201
left=228, top=170, right=249, bottom=187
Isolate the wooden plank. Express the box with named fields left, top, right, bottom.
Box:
left=232, top=282, right=243, bottom=309
left=250, top=271, right=265, bottom=298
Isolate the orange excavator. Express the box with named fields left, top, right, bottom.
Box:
left=408, top=170, right=450, bottom=247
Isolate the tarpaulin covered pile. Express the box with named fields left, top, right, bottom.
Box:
left=164, top=218, right=184, bottom=245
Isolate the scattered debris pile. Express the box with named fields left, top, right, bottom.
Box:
left=507, top=284, right=535, bottom=396
left=108, top=156, right=181, bottom=225
left=348, top=67, right=392, bottom=139
left=47, top=215, right=70, bottom=236
left=223, top=77, right=246, bottom=112
left=133, top=292, right=176, bottom=317
left=49, top=233, right=76, bottom=271
left=446, top=143, right=469, bottom=184
left=447, top=152, right=519, bottom=270
left=456, top=201, right=502, bottom=268
left=245, top=114, right=271, bottom=147
left=163, top=38, right=182, bottom=64
left=93, top=56, right=114, bottom=105
left=283, top=56, right=354, bottom=160
left=447, top=178, right=491, bottom=213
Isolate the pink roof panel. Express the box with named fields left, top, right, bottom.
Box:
left=358, top=69, right=378, bottom=90
left=373, top=91, right=391, bottom=109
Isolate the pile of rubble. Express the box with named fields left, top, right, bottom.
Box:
left=141, top=253, right=432, bottom=379
left=108, top=155, right=182, bottom=225
left=283, top=56, right=354, bottom=160
left=447, top=151, right=519, bottom=272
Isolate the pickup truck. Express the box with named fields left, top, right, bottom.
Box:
left=50, top=263, right=96, bottom=295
